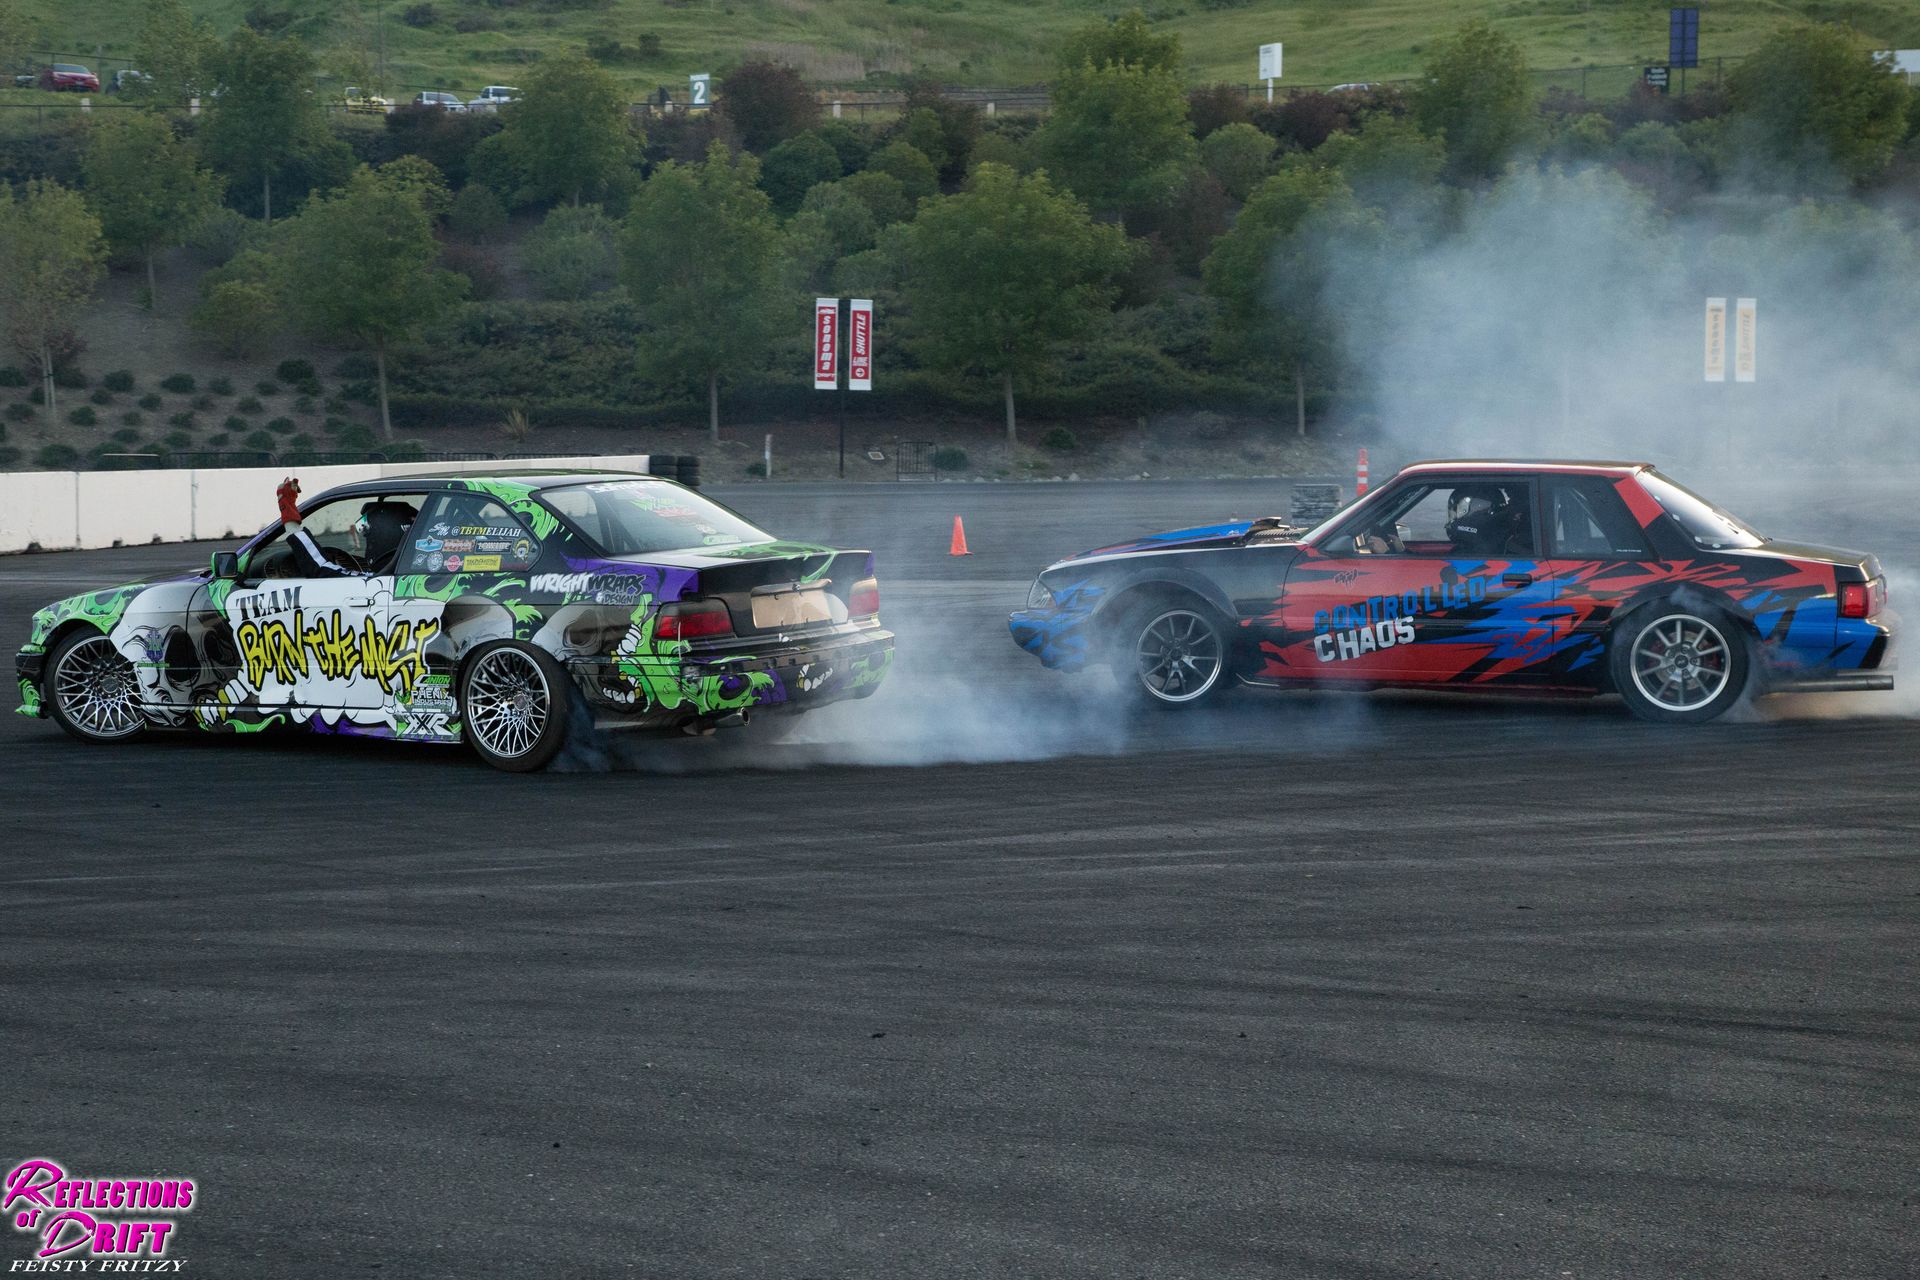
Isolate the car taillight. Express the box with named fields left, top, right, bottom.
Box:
left=656, top=600, right=732, bottom=640
left=849, top=577, right=880, bottom=619
left=1840, top=577, right=1884, bottom=620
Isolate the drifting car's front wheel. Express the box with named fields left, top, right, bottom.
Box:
left=45, top=629, right=147, bottom=745
left=460, top=642, right=570, bottom=771
left=1611, top=605, right=1749, bottom=724
left=1118, top=601, right=1231, bottom=708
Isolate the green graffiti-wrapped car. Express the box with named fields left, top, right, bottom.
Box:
left=15, top=471, right=893, bottom=771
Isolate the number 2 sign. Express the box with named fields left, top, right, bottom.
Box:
left=689, top=74, right=710, bottom=108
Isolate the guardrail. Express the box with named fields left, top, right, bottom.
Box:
left=0, top=452, right=654, bottom=555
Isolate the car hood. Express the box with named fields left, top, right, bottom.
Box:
left=1054, top=518, right=1304, bottom=566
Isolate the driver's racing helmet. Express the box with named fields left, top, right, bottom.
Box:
left=1445, top=484, right=1513, bottom=554
left=356, top=501, right=419, bottom=567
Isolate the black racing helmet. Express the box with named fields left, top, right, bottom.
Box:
left=1445, top=484, right=1511, bottom=553
left=357, top=501, right=420, bottom=567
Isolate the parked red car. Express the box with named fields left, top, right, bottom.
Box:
left=40, top=64, right=101, bottom=92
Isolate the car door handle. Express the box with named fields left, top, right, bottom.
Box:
left=1503, top=574, right=1533, bottom=588
left=347, top=597, right=374, bottom=608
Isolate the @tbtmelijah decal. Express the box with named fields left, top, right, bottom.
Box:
left=5, top=1157, right=195, bottom=1268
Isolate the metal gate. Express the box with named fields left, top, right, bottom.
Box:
left=896, top=440, right=935, bottom=482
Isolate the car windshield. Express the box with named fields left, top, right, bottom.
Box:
left=541, top=481, right=773, bottom=556
left=54, top=65, right=86, bottom=73
left=1642, top=472, right=1766, bottom=550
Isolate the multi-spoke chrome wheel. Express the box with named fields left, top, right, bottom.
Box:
left=464, top=648, right=551, bottom=760
left=49, top=633, right=146, bottom=742
left=1630, top=613, right=1731, bottom=711
left=1133, top=608, right=1225, bottom=705
left=1611, top=606, right=1749, bottom=724
left=460, top=643, right=571, bottom=771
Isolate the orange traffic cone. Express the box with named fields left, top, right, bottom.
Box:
left=949, top=515, right=972, bottom=556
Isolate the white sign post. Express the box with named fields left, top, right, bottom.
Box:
left=689, top=73, right=710, bottom=109
left=848, top=299, right=873, bottom=392
left=1734, top=297, right=1757, bottom=383
left=1703, top=297, right=1726, bottom=383
left=1258, top=43, right=1283, bottom=103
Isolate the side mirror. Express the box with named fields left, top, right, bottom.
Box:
left=211, top=551, right=241, bottom=580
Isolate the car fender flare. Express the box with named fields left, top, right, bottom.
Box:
left=1092, top=568, right=1239, bottom=633
left=1610, top=583, right=1759, bottom=639
left=26, top=618, right=115, bottom=697
left=1604, top=583, right=1759, bottom=692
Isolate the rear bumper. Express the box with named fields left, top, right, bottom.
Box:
left=1765, top=614, right=1893, bottom=695
left=571, top=624, right=893, bottom=725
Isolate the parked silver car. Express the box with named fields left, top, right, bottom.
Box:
left=413, top=90, right=466, bottom=111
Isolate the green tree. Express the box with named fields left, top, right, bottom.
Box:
left=617, top=142, right=787, bottom=442
left=785, top=185, right=879, bottom=294
left=1314, top=114, right=1449, bottom=237
left=893, top=163, right=1136, bottom=443
left=1727, top=24, right=1910, bottom=187
left=1056, top=7, right=1182, bottom=76
left=1035, top=59, right=1197, bottom=217
left=839, top=170, right=913, bottom=227
left=760, top=132, right=842, bottom=215
left=199, top=28, right=338, bottom=221
left=0, top=182, right=107, bottom=417
left=1414, top=19, right=1535, bottom=184
left=448, top=184, right=509, bottom=241
left=491, top=54, right=638, bottom=206
left=133, top=0, right=217, bottom=105
left=892, top=108, right=951, bottom=172
left=1201, top=122, right=1275, bottom=201
left=867, top=141, right=939, bottom=202
left=1203, top=167, right=1379, bottom=436
left=0, top=0, right=31, bottom=81
left=716, top=61, right=818, bottom=152
left=190, top=249, right=283, bottom=357
left=373, top=155, right=452, bottom=221
left=279, top=167, right=468, bottom=439
left=82, top=114, right=222, bottom=309
left=798, top=182, right=880, bottom=257
left=523, top=205, right=619, bottom=300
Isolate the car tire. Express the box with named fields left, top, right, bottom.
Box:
left=1609, top=604, right=1750, bottom=724
left=459, top=641, right=570, bottom=771
left=45, top=629, right=148, bottom=745
left=1113, top=597, right=1233, bottom=709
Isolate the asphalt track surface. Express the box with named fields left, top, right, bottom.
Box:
left=4, top=477, right=1918, bottom=1279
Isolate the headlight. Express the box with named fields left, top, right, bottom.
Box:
left=1026, top=577, right=1054, bottom=609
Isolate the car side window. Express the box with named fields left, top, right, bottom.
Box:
left=1331, top=481, right=1536, bottom=557
left=402, top=493, right=542, bottom=576
left=244, top=493, right=429, bottom=579
left=1547, top=478, right=1652, bottom=558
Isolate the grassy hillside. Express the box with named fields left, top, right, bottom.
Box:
left=13, top=0, right=1920, bottom=100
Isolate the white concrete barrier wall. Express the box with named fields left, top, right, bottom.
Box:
left=76, top=471, right=196, bottom=549
left=0, top=472, right=80, bottom=553
left=189, top=463, right=385, bottom=543
left=0, top=454, right=654, bottom=555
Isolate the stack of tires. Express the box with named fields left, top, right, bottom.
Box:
left=647, top=454, right=702, bottom=488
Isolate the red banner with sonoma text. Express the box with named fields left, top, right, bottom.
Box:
left=813, top=298, right=838, bottom=391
